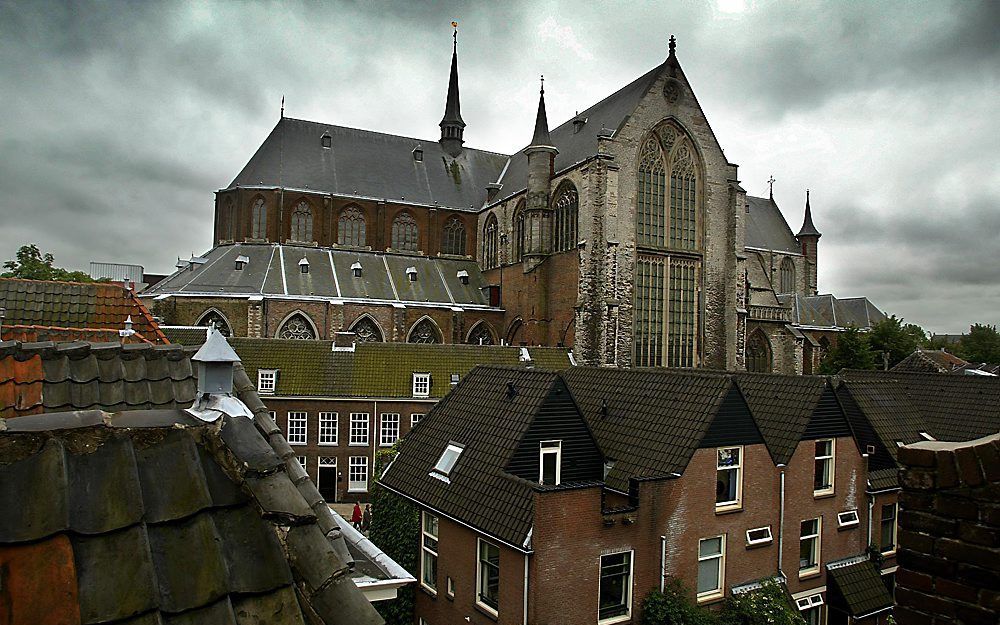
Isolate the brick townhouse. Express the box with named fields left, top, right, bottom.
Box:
left=381, top=367, right=1000, bottom=625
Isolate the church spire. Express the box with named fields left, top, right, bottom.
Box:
left=530, top=76, right=553, bottom=147
left=439, top=22, right=466, bottom=157
left=797, top=189, right=822, bottom=238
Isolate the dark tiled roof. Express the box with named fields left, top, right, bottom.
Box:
left=745, top=196, right=801, bottom=254
left=891, top=349, right=967, bottom=374
left=161, top=326, right=209, bottom=347
left=826, top=558, right=893, bottom=618
left=735, top=373, right=829, bottom=465
left=381, top=366, right=558, bottom=548
left=779, top=294, right=887, bottom=330
left=227, top=117, right=507, bottom=211
left=0, top=278, right=167, bottom=344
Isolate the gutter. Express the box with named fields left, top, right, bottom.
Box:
left=333, top=513, right=416, bottom=586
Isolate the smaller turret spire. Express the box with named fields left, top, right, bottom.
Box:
left=530, top=75, right=553, bottom=147
left=797, top=189, right=822, bottom=238
left=669, top=34, right=676, bottom=57
left=439, top=21, right=466, bottom=158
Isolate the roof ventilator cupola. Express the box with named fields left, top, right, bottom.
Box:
left=321, top=133, right=332, bottom=149
left=406, top=266, right=417, bottom=282
left=188, top=326, right=252, bottom=422
left=412, top=146, right=423, bottom=162
left=299, top=257, right=310, bottom=274
left=351, top=260, right=363, bottom=277
left=234, top=255, right=249, bottom=270
left=456, top=269, right=469, bottom=285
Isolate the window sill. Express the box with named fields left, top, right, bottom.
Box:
left=715, top=503, right=742, bottom=515
left=379, top=443, right=396, bottom=448
left=348, top=487, right=369, bottom=493
left=697, top=592, right=724, bottom=605
left=474, top=602, right=499, bottom=621
left=880, top=549, right=897, bottom=557
left=798, top=568, right=821, bottom=580
left=745, top=540, right=773, bottom=550
left=348, top=443, right=369, bottom=447
left=419, top=584, right=437, bottom=598
left=288, top=441, right=307, bottom=446
left=318, top=442, right=338, bottom=447
left=598, top=613, right=632, bottom=625
left=813, top=490, right=835, bottom=499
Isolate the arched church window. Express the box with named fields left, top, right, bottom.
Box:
left=290, top=201, right=313, bottom=243
left=747, top=330, right=772, bottom=373
left=467, top=322, right=495, bottom=345
left=513, top=202, right=525, bottom=262
left=442, top=217, right=467, bottom=255
left=197, top=310, right=232, bottom=337
left=636, top=138, right=666, bottom=247
left=408, top=318, right=441, bottom=344
left=222, top=198, right=236, bottom=241
left=350, top=316, right=383, bottom=343
left=338, top=205, right=366, bottom=247
left=553, top=181, right=578, bottom=252
left=278, top=313, right=316, bottom=340
left=483, top=214, right=499, bottom=269
left=391, top=212, right=419, bottom=251
left=669, top=145, right=697, bottom=250
left=251, top=198, right=267, bottom=239
left=779, top=257, right=796, bottom=294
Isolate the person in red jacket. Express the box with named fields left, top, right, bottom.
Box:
left=351, top=502, right=363, bottom=530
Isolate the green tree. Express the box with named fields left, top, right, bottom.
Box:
left=868, top=315, right=927, bottom=368
left=641, top=579, right=716, bottom=625
left=719, top=580, right=806, bottom=625
left=956, top=324, right=1000, bottom=364
left=2, top=244, right=95, bottom=282
left=819, top=326, right=876, bottom=374
left=369, top=444, right=419, bottom=625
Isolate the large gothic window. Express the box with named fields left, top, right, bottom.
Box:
left=637, top=139, right=666, bottom=247
left=338, top=205, right=366, bottom=247
left=553, top=181, right=578, bottom=252
left=278, top=313, right=316, bottom=340
left=513, top=202, right=525, bottom=262
left=350, top=316, right=383, bottom=342
left=392, top=212, right=419, bottom=251
left=483, top=214, right=499, bottom=269
left=634, top=256, right=698, bottom=367
left=197, top=310, right=232, bottom=337
left=442, top=217, right=467, bottom=255
left=408, top=318, right=441, bottom=344
left=251, top=198, right=267, bottom=239
left=290, top=201, right=313, bottom=243
left=747, top=330, right=772, bottom=373
left=779, top=257, right=796, bottom=294
left=467, top=322, right=495, bottom=345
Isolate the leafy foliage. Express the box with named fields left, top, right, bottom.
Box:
left=642, top=579, right=715, bottom=625
left=642, top=579, right=804, bottom=625
left=868, top=315, right=927, bottom=368
left=2, top=244, right=95, bottom=282
left=956, top=324, right=1000, bottom=364
left=819, top=326, right=877, bottom=374
left=369, top=444, right=419, bottom=625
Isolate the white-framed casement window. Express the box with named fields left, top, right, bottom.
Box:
left=412, top=372, right=431, bottom=398
left=411, top=413, right=425, bottom=428
left=799, top=518, right=822, bottom=577
left=420, top=512, right=439, bottom=593
left=746, top=526, right=773, bottom=547
left=349, top=412, right=369, bottom=446
left=287, top=411, right=307, bottom=445
left=716, top=446, right=742, bottom=511
left=446, top=576, right=455, bottom=598
left=318, top=412, right=338, bottom=445
left=796, top=594, right=825, bottom=625
left=295, top=456, right=307, bottom=469
left=380, top=413, right=400, bottom=447
left=257, top=369, right=277, bottom=394
left=598, top=550, right=633, bottom=623
left=476, top=538, right=501, bottom=615
left=317, top=456, right=337, bottom=503
left=837, top=510, right=860, bottom=529
left=814, top=439, right=835, bottom=495
left=880, top=503, right=898, bottom=554
left=348, top=456, right=368, bottom=492
left=697, top=535, right=725, bottom=601
left=539, top=440, right=562, bottom=486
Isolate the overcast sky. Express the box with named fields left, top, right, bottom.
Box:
left=1, top=0, right=997, bottom=333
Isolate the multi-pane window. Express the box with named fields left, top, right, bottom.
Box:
left=348, top=456, right=368, bottom=492
left=598, top=551, right=633, bottom=621
left=796, top=595, right=824, bottom=625
left=337, top=205, right=366, bottom=247
left=634, top=256, right=698, bottom=367
left=257, top=369, right=277, bottom=394
left=421, top=512, right=439, bottom=592
left=349, top=413, right=369, bottom=446
left=697, top=536, right=725, bottom=599
left=814, top=439, right=835, bottom=494
left=317, top=456, right=337, bottom=502
left=380, top=413, right=400, bottom=446
left=668, top=145, right=697, bottom=250
left=412, top=372, right=431, bottom=397
left=637, top=138, right=666, bottom=247
left=286, top=412, right=307, bottom=445
left=799, top=518, right=821, bottom=575
left=747, top=331, right=772, bottom=373
left=513, top=202, right=525, bottom=262
left=476, top=539, right=500, bottom=614
left=295, top=456, right=307, bottom=469
left=715, top=447, right=742, bottom=510
left=539, top=440, right=562, bottom=486
left=290, top=201, right=313, bottom=242
left=553, top=181, right=578, bottom=252
left=251, top=197, right=267, bottom=239
left=318, top=412, right=338, bottom=445
left=391, top=212, right=419, bottom=251
left=483, top=214, right=499, bottom=269
left=442, top=217, right=467, bottom=255
left=411, top=413, right=424, bottom=427
left=880, top=503, right=897, bottom=553
left=780, top=257, right=796, bottom=294
left=223, top=199, right=236, bottom=241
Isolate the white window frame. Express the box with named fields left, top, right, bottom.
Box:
left=799, top=517, right=822, bottom=577
left=476, top=538, right=501, bottom=616
left=837, top=510, right=860, bottom=529
left=286, top=411, right=307, bottom=445
left=880, top=502, right=898, bottom=555
left=598, top=549, right=634, bottom=624
left=539, top=440, right=562, bottom=486
left=295, top=455, right=307, bottom=469
left=349, top=412, right=369, bottom=446
left=697, top=535, right=726, bottom=602
left=796, top=594, right=825, bottom=625
left=446, top=576, right=455, bottom=598
left=814, top=438, right=835, bottom=496
left=411, top=413, right=425, bottom=428
left=318, top=411, right=338, bottom=446
left=380, top=412, right=400, bottom=447
left=746, top=526, right=773, bottom=546
left=420, top=512, right=439, bottom=593
left=715, top=446, right=743, bottom=511
left=317, top=456, right=337, bottom=501
left=257, top=369, right=277, bottom=394
left=348, top=456, right=368, bottom=492
left=412, top=372, right=431, bottom=398
left=433, top=442, right=464, bottom=477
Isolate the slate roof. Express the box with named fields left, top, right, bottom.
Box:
left=826, top=558, right=893, bottom=618
left=143, top=243, right=495, bottom=309
left=735, top=373, right=829, bottom=465
left=745, top=196, right=801, bottom=254
left=226, top=117, right=508, bottom=211
left=0, top=278, right=167, bottom=344
left=891, top=349, right=967, bottom=374
left=778, top=294, right=887, bottom=330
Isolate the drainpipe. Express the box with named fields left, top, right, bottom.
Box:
left=523, top=552, right=529, bottom=625
left=660, top=535, right=667, bottom=592
left=777, top=464, right=786, bottom=577
left=372, top=400, right=378, bottom=498
left=865, top=453, right=874, bottom=548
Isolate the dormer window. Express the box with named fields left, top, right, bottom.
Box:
left=413, top=146, right=424, bottom=162
left=539, top=440, right=562, bottom=486
left=406, top=266, right=418, bottom=282
left=433, top=442, right=464, bottom=476
left=450, top=373, right=460, bottom=387
left=457, top=270, right=469, bottom=285
left=321, top=133, right=332, bottom=149
left=299, top=258, right=310, bottom=274
left=235, top=255, right=249, bottom=270
left=412, top=372, right=431, bottom=397
left=257, top=369, right=277, bottom=395
left=351, top=261, right=363, bottom=277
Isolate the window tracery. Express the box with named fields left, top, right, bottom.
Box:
left=338, top=205, right=366, bottom=247
left=279, top=313, right=316, bottom=340
left=747, top=330, right=772, bottom=373
left=392, top=212, right=419, bottom=251
left=290, top=201, right=313, bottom=243
left=251, top=198, right=267, bottom=239
left=553, top=182, right=578, bottom=253
left=442, top=217, right=467, bottom=255
left=408, top=318, right=441, bottom=344
left=482, top=214, right=499, bottom=269
left=467, top=322, right=495, bottom=345
left=350, top=316, right=383, bottom=343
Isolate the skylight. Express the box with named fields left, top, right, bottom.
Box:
left=433, top=443, right=464, bottom=476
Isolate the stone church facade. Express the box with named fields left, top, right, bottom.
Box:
left=144, top=34, right=883, bottom=374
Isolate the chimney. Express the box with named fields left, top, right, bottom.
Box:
left=192, top=326, right=241, bottom=396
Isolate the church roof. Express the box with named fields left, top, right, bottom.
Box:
left=745, top=196, right=801, bottom=254
left=143, top=243, right=495, bottom=309
left=226, top=118, right=507, bottom=212
left=778, top=294, right=886, bottom=330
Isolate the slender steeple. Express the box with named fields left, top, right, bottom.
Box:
left=530, top=76, right=553, bottom=147
left=439, top=22, right=466, bottom=157
left=797, top=189, right=821, bottom=238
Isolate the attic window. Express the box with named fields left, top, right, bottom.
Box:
left=539, top=440, right=562, bottom=486
left=321, top=134, right=332, bottom=149
left=837, top=510, right=860, bottom=529
left=457, top=270, right=469, bottom=285
left=351, top=260, right=363, bottom=277
left=406, top=266, right=418, bottom=282
left=433, top=442, right=464, bottom=476
left=450, top=373, right=460, bottom=387
left=299, top=258, right=310, bottom=274
left=413, top=146, right=424, bottom=162
left=234, top=255, right=249, bottom=270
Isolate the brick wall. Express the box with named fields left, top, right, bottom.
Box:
left=895, top=433, right=1000, bottom=625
